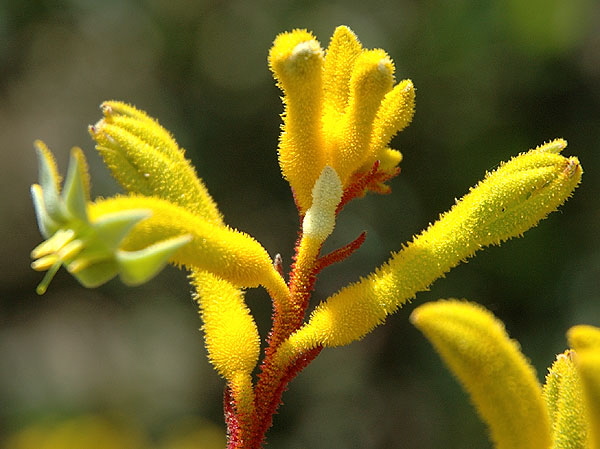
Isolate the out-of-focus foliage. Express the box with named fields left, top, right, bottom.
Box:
left=1, top=1, right=598, bottom=448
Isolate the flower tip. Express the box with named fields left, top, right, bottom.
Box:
left=400, top=78, right=414, bottom=91
left=564, top=156, right=581, bottom=178
left=87, top=123, right=100, bottom=137
left=100, top=101, right=113, bottom=116
left=536, top=138, right=568, bottom=154
left=116, top=234, right=193, bottom=286
left=291, top=40, right=322, bottom=59
left=377, top=56, right=394, bottom=76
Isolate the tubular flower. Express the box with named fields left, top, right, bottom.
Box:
left=89, top=101, right=223, bottom=225
left=279, top=140, right=581, bottom=354
left=410, top=300, right=596, bottom=449
left=29, top=25, right=584, bottom=449
left=192, top=270, right=260, bottom=418
left=269, top=25, right=415, bottom=211
left=31, top=142, right=287, bottom=294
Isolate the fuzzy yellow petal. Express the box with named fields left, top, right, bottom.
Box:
left=411, top=300, right=552, bottom=449
left=366, top=79, right=415, bottom=171
left=322, top=25, right=363, bottom=119
left=329, top=49, right=395, bottom=184
left=283, top=141, right=581, bottom=349
left=269, top=29, right=325, bottom=212
left=192, top=270, right=259, bottom=400
left=543, top=350, right=589, bottom=449
left=568, top=325, right=600, bottom=449
left=90, top=101, right=223, bottom=225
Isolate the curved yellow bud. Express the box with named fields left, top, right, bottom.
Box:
left=410, top=300, right=552, bottom=449
left=90, top=195, right=283, bottom=290
left=284, top=141, right=581, bottom=349
left=568, top=325, right=600, bottom=449
left=543, top=350, right=589, bottom=449
left=192, top=270, right=259, bottom=414
left=269, top=29, right=325, bottom=212
left=90, top=101, right=223, bottom=225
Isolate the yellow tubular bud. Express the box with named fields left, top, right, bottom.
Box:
left=269, top=30, right=325, bottom=212
left=332, top=49, right=395, bottom=184
left=285, top=141, right=581, bottom=348
left=192, top=271, right=260, bottom=390
left=366, top=79, right=415, bottom=170
left=90, top=195, right=282, bottom=289
left=378, top=148, right=403, bottom=173
left=410, top=300, right=552, bottom=449
left=543, top=350, right=589, bottom=449
left=90, top=102, right=223, bottom=225
left=568, top=325, right=600, bottom=449
left=322, top=26, right=362, bottom=121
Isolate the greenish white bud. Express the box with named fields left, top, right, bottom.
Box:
left=302, top=166, right=343, bottom=243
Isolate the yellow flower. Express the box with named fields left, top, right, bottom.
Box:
left=269, top=26, right=415, bottom=211
left=278, top=140, right=581, bottom=355
left=411, top=300, right=596, bottom=449
left=89, top=101, right=223, bottom=224
left=191, top=270, right=259, bottom=416
left=30, top=142, right=288, bottom=296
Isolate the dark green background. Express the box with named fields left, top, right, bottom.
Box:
left=1, top=0, right=599, bottom=447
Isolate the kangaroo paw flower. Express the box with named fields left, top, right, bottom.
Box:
left=410, top=300, right=596, bottom=449
left=284, top=140, right=581, bottom=349
left=90, top=101, right=223, bottom=224
left=411, top=300, right=551, bottom=449
left=269, top=26, right=414, bottom=212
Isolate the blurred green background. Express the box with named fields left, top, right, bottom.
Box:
left=1, top=0, right=599, bottom=448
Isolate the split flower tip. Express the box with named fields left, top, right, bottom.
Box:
left=31, top=142, right=90, bottom=238
left=31, top=145, right=203, bottom=294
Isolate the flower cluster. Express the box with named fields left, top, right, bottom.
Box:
left=29, top=26, right=594, bottom=449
